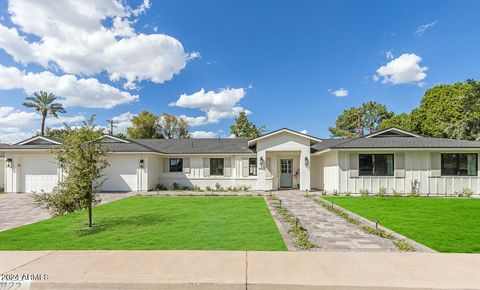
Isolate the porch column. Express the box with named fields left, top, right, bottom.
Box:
left=300, top=149, right=311, bottom=190
left=256, top=150, right=268, bottom=190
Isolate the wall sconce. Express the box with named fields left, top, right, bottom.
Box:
left=6, top=158, right=12, bottom=168
left=304, top=156, right=309, bottom=166
left=139, top=159, right=144, bottom=169
left=259, top=157, right=264, bottom=167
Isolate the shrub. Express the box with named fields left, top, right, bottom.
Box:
left=181, top=185, right=191, bottom=191
left=344, top=191, right=351, bottom=197
left=378, top=187, right=387, bottom=197
left=215, top=182, right=224, bottom=191
left=359, top=189, right=370, bottom=197
left=392, top=189, right=402, bottom=197
left=171, top=182, right=180, bottom=191
left=461, top=187, right=474, bottom=198
left=192, top=185, right=202, bottom=191
left=155, top=183, right=167, bottom=191
left=241, top=185, right=251, bottom=191
left=205, top=186, right=212, bottom=192
left=332, top=189, right=339, bottom=196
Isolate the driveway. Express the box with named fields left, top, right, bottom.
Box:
left=0, top=192, right=133, bottom=232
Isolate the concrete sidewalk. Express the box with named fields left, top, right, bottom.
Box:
left=1, top=251, right=479, bottom=289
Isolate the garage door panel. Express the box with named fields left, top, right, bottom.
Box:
left=20, top=155, right=59, bottom=193
left=101, top=156, right=138, bottom=192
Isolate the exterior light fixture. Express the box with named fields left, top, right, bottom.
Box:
left=259, top=157, right=264, bottom=167
left=304, top=156, right=309, bottom=166
left=6, top=158, right=12, bottom=168
left=139, top=159, right=145, bottom=168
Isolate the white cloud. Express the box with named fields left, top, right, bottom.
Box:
left=385, top=50, right=394, bottom=59
left=300, top=129, right=308, bottom=134
left=415, top=20, right=438, bottom=36
left=190, top=131, right=218, bottom=138
left=171, top=88, right=250, bottom=126
left=0, top=64, right=138, bottom=108
left=46, top=114, right=85, bottom=126
left=0, top=0, right=197, bottom=89
left=328, top=88, right=349, bottom=97
left=374, top=53, right=428, bottom=86
left=110, top=111, right=136, bottom=133
left=132, top=0, right=151, bottom=16
left=0, top=106, right=39, bottom=143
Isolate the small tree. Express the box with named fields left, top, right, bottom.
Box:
left=33, top=116, right=108, bottom=227
left=230, top=111, right=265, bottom=138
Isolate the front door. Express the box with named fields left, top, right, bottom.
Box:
left=280, top=159, right=293, bottom=188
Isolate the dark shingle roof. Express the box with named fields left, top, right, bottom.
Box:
left=328, top=136, right=480, bottom=149
left=134, top=138, right=254, bottom=154
left=311, top=139, right=353, bottom=152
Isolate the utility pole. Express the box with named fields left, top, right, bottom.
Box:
left=357, top=110, right=362, bottom=138
left=106, top=119, right=117, bottom=135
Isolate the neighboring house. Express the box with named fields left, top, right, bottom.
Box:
left=1, top=127, right=480, bottom=196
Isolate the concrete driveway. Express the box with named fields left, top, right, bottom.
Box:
left=0, top=192, right=133, bottom=232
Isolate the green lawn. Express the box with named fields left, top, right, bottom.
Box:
left=0, top=196, right=286, bottom=251
left=323, top=197, right=480, bottom=253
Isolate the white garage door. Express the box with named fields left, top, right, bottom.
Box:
left=20, top=155, right=59, bottom=193
left=101, top=156, right=138, bottom=192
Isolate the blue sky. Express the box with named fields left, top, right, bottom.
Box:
left=0, top=0, right=478, bottom=142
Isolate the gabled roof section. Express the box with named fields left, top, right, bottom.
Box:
left=364, top=127, right=422, bottom=138
left=100, top=135, right=130, bottom=143
left=248, top=128, right=322, bottom=146
left=16, top=135, right=63, bottom=145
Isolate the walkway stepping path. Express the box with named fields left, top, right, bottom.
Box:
left=275, top=192, right=397, bottom=252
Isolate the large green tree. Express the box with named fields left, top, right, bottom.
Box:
left=126, top=111, right=162, bottom=139
left=378, top=113, right=413, bottom=131
left=329, top=101, right=393, bottom=138
left=230, top=111, right=266, bottom=138
left=159, top=113, right=190, bottom=139
left=23, top=91, right=66, bottom=136
left=126, top=111, right=190, bottom=139
left=33, top=116, right=108, bottom=227
left=444, top=80, right=480, bottom=140
left=409, top=83, right=468, bottom=138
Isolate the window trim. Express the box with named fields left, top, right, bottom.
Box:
left=169, top=158, right=183, bottom=172
left=359, top=154, right=394, bottom=177
left=249, top=158, right=257, bottom=176
left=210, top=158, right=224, bottom=176
left=441, top=153, right=478, bottom=177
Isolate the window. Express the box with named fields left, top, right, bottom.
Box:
left=169, top=158, right=183, bottom=172
left=210, top=158, right=224, bottom=176
left=441, top=153, right=477, bottom=176
left=249, top=158, right=257, bottom=176
left=359, top=154, right=394, bottom=176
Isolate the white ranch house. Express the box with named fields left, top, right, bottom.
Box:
left=1, top=127, right=480, bottom=196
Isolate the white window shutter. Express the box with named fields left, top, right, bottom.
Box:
left=349, top=153, right=359, bottom=178
left=431, top=152, right=441, bottom=177
left=266, top=157, right=272, bottom=177
left=224, top=157, right=231, bottom=177
left=183, top=158, right=190, bottom=173
left=163, top=158, right=169, bottom=173
left=242, top=158, right=249, bottom=177
left=395, top=153, right=405, bottom=178
left=203, top=158, right=210, bottom=177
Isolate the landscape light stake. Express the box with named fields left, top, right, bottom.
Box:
left=279, top=200, right=282, bottom=208
left=295, top=217, right=299, bottom=227
left=375, top=219, right=379, bottom=229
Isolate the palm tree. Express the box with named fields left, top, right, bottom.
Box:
left=23, top=91, right=66, bottom=136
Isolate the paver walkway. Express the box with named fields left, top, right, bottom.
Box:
left=275, top=192, right=397, bottom=251
left=0, top=192, right=133, bottom=232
